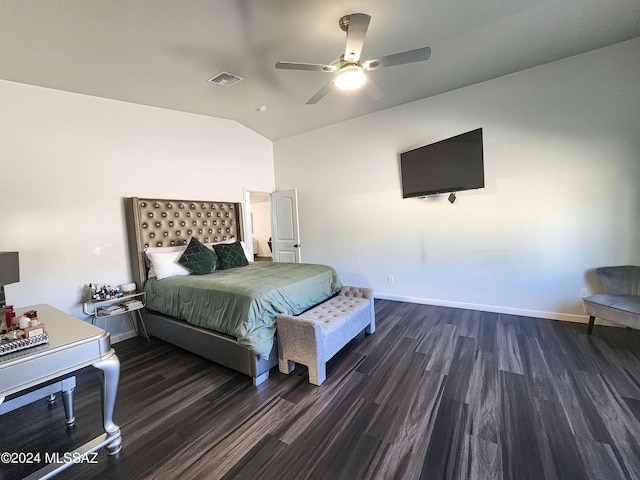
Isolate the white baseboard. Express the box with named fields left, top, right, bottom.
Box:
left=111, top=329, right=139, bottom=344
left=372, top=293, right=616, bottom=326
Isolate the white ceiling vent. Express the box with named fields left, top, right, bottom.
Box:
left=208, top=71, right=244, bottom=87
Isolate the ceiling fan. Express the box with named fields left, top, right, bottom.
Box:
left=275, top=13, right=431, bottom=105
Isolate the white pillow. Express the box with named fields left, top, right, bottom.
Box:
left=145, top=245, right=187, bottom=256
left=144, top=245, right=187, bottom=278
left=145, top=249, right=191, bottom=280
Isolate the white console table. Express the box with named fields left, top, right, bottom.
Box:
left=0, top=304, right=121, bottom=479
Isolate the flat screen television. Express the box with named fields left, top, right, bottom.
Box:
left=400, top=128, right=484, bottom=198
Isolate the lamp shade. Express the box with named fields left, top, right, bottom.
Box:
left=334, top=65, right=367, bottom=91
left=0, top=252, right=20, bottom=286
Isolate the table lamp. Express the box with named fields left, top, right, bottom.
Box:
left=0, top=252, right=20, bottom=309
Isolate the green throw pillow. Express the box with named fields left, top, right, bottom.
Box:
left=178, top=237, right=218, bottom=275
left=213, top=241, right=249, bottom=270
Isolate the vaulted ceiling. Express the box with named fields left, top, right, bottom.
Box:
left=1, top=0, right=639, bottom=140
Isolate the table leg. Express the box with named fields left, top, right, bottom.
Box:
left=135, top=309, right=150, bottom=341
left=62, top=390, right=75, bottom=427
left=92, top=350, right=122, bottom=455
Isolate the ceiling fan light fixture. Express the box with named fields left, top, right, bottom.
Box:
left=276, top=13, right=431, bottom=104
left=334, top=65, right=367, bottom=91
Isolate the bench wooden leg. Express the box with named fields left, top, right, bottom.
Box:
left=587, top=316, right=596, bottom=335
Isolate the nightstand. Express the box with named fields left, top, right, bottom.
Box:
left=83, top=291, right=149, bottom=341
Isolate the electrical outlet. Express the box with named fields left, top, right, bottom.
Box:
left=580, top=288, right=590, bottom=298
left=388, top=275, right=394, bottom=283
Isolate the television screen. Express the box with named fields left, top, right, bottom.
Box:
left=400, top=128, right=484, bottom=198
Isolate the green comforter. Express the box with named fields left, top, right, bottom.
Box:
left=145, top=262, right=342, bottom=359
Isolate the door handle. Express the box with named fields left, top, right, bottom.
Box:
left=294, top=244, right=300, bottom=248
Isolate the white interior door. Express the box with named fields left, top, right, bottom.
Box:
left=270, top=189, right=301, bottom=263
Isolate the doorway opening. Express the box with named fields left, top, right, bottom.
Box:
left=244, top=191, right=272, bottom=262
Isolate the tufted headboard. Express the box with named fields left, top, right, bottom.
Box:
left=124, top=197, right=244, bottom=288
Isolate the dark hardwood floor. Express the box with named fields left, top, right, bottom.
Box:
left=2, top=300, right=640, bottom=480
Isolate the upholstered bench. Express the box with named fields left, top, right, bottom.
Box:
left=583, top=265, right=640, bottom=334
left=276, top=286, right=375, bottom=385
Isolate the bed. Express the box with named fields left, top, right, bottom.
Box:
left=124, top=197, right=341, bottom=385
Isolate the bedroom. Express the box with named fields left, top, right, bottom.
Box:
left=1, top=1, right=639, bottom=479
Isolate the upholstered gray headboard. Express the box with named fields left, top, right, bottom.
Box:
left=125, top=197, right=244, bottom=288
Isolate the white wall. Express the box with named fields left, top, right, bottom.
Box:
left=0, top=81, right=274, bottom=340
left=274, top=38, right=640, bottom=322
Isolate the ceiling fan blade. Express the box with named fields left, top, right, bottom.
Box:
left=343, top=13, right=370, bottom=62
left=306, top=81, right=335, bottom=105
left=363, top=47, right=431, bottom=70
left=276, top=61, right=337, bottom=72
left=365, top=79, right=384, bottom=101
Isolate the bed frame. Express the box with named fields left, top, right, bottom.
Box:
left=124, top=197, right=278, bottom=386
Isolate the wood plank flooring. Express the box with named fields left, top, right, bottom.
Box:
left=2, top=300, right=640, bottom=479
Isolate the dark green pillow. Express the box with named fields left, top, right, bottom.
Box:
left=178, top=237, right=218, bottom=275
left=213, top=241, right=249, bottom=270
